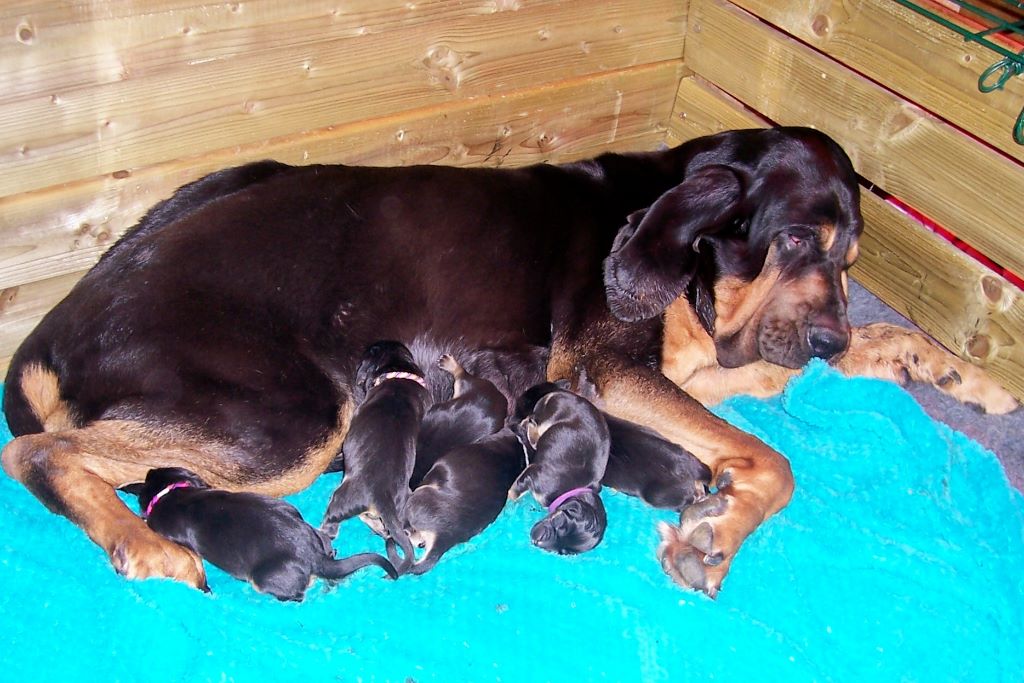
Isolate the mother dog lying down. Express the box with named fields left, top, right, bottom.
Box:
left=2, top=127, right=1015, bottom=597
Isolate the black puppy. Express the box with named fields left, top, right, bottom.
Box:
left=321, top=340, right=428, bottom=569
left=135, top=467, right=397, bottom=601
left=411, top=353, right=508, bottom=488
left=399, top=428, right=526, bottom=574
left=511, top=384, right=610, bottom=555
left=565, top=372, right=712, bottom=510
left=602, top=414, right=712, bottom=510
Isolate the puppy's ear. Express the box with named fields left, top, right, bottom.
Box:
left=603, top=165, right=744, bottom=322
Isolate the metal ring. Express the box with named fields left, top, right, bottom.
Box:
left=978, top=57, right=1016, bottom=93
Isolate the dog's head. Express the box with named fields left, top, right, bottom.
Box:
left=604, top=127, right=862, bottom=369
left=133, top=466, right=209, bottom=513
left=530, top=489, right=607, bottom=555
left=354, top=340, right=423, bottom=400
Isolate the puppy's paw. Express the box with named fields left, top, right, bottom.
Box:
left=110, top=529, right=208, bottom=591
left=437, top=354, right=463, bottom=377
left=657, top=495, right=729, bottom=598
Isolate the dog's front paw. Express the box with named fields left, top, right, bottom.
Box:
left=657, top=495, right=730, bottom=597
left=109, top=529, right=208, bottom=591
left=838, top=323, right=1019, bottom=414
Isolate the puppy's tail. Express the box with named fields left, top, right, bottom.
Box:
left=318, top=551, right=398, bottom=581
left=407, top=550, right=443, bottom=576
left=381, top=509, right=417, bottom=576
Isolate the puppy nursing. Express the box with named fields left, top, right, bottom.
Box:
left=321, top=340, right=429, bottom=569
left=135, top=467, right=397, bottom=602
left=512, top=384, right=611, bottom=555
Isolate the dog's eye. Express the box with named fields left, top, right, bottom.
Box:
left=780, top=230, right=812, bottom=253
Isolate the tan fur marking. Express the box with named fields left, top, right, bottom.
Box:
left=819, top=223, right=836, bottom=252
left=846, top=241, right=860, bottom=267
left=713, top=268, right=781, bottom=338
left=19, top=364, right=75, bottom=431
left=660, top=296, right=717, bottom=387
left=680, top=362, right=800, bottom=405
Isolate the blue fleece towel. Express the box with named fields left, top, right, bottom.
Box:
left=0, top=360, right=1021, bottom=682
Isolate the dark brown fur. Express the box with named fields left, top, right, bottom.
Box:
left=4, top=128, right=1014, bottom=595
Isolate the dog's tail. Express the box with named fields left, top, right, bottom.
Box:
left=4, top=363, right=76, bottom=434
left=318, top=551, right=398, bottom=581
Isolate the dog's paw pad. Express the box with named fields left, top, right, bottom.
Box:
left=680, top=494, right=727, bottom=524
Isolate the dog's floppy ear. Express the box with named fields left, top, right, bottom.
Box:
left=603, top=165, right=744, bottom=322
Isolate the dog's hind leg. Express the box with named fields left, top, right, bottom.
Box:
left=320, top=481, right=365, bottom=539
left=2, top=423, right=211, bottom=589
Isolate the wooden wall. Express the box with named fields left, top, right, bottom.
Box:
left=668, top=0, right=1024, bottom=400
left=2, top=0, right=1022, bottom=401
left=0, top=0, right=686, bottom=370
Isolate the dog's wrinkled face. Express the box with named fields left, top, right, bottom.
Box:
left=604, top=127, right=863, bottom=369
left=530, top=491, right=607, bottom=555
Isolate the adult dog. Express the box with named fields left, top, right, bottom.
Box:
left=2, top=127, right=1015, bottom=596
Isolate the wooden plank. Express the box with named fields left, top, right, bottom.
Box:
left=0, top=62, right=684, bottom=369
left=727, top=0, right=1024, bottom=164
left=684, top=0, right=1024, bottom=283
left=0, top=0, right=685, bottom=198
left=666, top=75, right=1024, bottom=400
left=856, top=193, right=1024, bottom=401
left=0, top=273, right=79, bottom=373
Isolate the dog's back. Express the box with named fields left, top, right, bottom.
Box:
left=412, top=354, right=508, bottom=488
left=402, top=429, right=526, bottom=575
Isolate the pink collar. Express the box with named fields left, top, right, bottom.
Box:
left=144, top=481, right=193, bottom=518
left=547, top=487, right=594, bottom=513
left=374, top=371, right=427, bottom=390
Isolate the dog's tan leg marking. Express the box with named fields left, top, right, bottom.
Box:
left=2, top=369, right=350, bottom=589
left=2, top=427, right=208, bottom=589
left=835, top=323, right=1018, bottom=414
left=564, top=348, right=793, bottom=597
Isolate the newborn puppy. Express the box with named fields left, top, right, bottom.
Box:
left=321, top=340, right=429, bottom=569
left=511, top=384, right=610, bottom=555
left=399, top=428, right=526, bottom=574
left=602, top=414, right=711, bottom=509
left=135, top=467, right=397, bottom=601
left=411, top=353, right=508, bottom=488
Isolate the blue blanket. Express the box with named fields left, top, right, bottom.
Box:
left=1, top=360, right=1021, bottom=682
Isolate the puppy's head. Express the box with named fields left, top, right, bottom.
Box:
left=512, top=380, right=570, bottom=422
left=354, top=340, right=422, bottom=399
left=530, top=489, right=607, bottom=555
left=134, top=467, right=209, bottom=513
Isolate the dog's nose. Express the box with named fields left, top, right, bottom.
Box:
left=807, top=326, right=848, bottom=360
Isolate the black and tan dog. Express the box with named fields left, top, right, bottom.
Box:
left=134, top=467, right=397, bottom=601
left=320, top=341, right=427, bottom=569
left=4, top=128, right=1016, bottom=596
left=411, top=354, right=508, bottom=489
left=511, top=385, right=611, bottom=555
left=398, top=428, right=526, bottom=575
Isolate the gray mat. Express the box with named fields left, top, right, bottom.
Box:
left=849, top=280, right=1023, bottom=492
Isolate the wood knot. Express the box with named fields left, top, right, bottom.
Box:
left=966, top=334, right=992, bottom=360
left=16, top=21, right=36, bottom=45
left=980, top=275, right=1007, bottom=308
left=0, top=287, right=17, bottom=314
left=810, top=14, right=831, bottom=38
left=423, top=45, right=466, bottom=92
